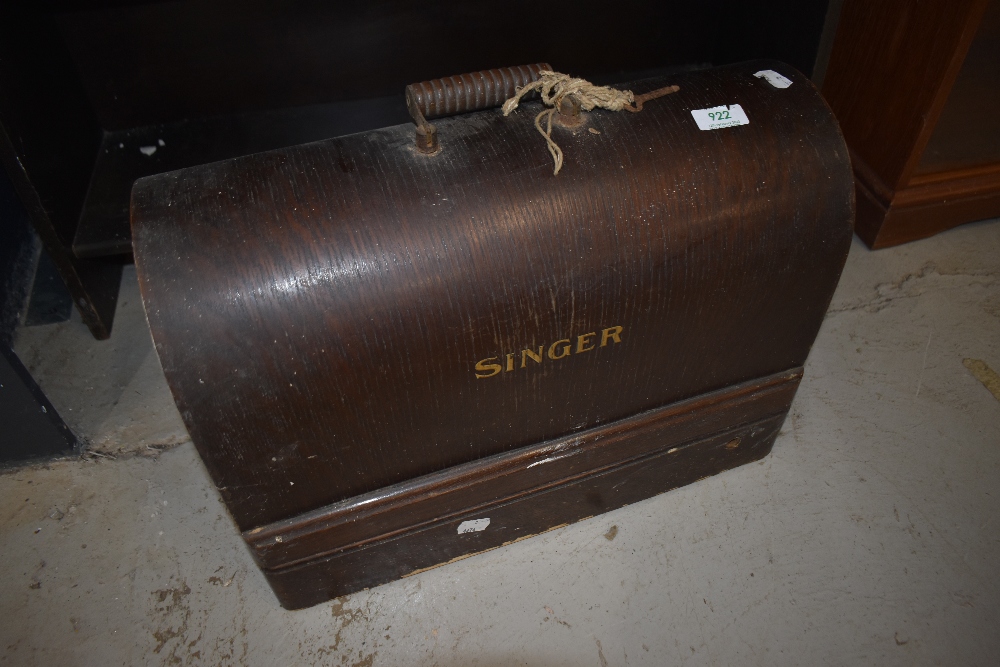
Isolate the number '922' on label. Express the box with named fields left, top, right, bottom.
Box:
left=691, top=104, right=750, bottom=131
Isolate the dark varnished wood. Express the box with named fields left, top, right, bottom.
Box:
left=917, top=1, right=1000, bottom=175
left=131, top=61, right=853, bottom=607
left=823, top=0, right=1000, bottom=249
left=265, top=400, right=792, bottom=610
left=247, top=369, right=800, bottom=572
left=266, top=415, right=784, bottom=609
left=72, top=96, right=415, bottom=259
left=854, top=159, right=1000, bottom=249
left=2, top=2, right=835, bottom=343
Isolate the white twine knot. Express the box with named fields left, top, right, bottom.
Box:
left=502, top=70, right=678, bottom=175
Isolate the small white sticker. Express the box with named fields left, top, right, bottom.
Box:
left=690, top=105, right=749, bottom=131
left=457, top=518, right=490, bottom=534
left=754, top=69, right=793, bottom=89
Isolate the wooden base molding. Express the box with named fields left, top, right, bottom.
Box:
left=247, top=369, right=801, bottom=610
left=853, top=151, right=1000, bottom=249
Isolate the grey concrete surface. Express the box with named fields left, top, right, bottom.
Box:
left=2, top=220, right=999, bottom=666
left=11, top=276, right=188, bottom=457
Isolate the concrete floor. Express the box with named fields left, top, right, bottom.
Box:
left=2, top=220, right=999, bottom=666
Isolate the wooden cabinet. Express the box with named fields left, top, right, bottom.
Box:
left=823, top=0, right=1000, bottom=248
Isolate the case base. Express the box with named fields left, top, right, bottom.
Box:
left=244, top=368, right=802, bottom=610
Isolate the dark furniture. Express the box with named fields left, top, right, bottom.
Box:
left=822, top=0, right=1000, bottom=248
left=1, top=170, right=76, bottom=463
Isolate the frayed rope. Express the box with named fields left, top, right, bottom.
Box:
left=502, top=70, right=678, bottom=175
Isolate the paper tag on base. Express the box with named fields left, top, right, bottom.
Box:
left=754, top=69, right=793, bottom=89
left=457, top=518, right=490, bottom=534
left=690, top=105, right=749, bottom=131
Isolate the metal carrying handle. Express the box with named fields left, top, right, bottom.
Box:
left=406, top=63, right=552, bottom=154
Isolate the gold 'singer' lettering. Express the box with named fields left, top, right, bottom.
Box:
left=474, top=325, right=624, bottom=379
left=548, top=339, right=571, bottom=359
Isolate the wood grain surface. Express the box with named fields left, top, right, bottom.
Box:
left=131, top=61, right=853, bottom=606
left=247, top=369, right=801, bottom=572
left=241, top=369, right=800, bottom=607
left=823, top=0, right=989, bottom=192
left=263, top=387, right=795, bottom=609
left=132, top=61, right=853, bottom=530
left=822, top=0, right=999, bottom=248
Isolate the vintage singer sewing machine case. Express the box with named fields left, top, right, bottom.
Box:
left=130, top=60, right=854, bottom=609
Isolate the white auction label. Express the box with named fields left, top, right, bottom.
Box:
left=754, top=69, right=793, bottom=89
left=457, top=518, right=490, bottom=534
left=690, top=105, right=750, bottom=131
